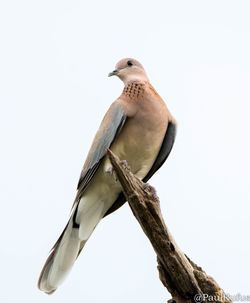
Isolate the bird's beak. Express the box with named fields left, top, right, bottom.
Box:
left=108, top=69, right=119, bottom=77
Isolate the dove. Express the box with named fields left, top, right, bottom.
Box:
left=38, top=58, right=177, bottom=294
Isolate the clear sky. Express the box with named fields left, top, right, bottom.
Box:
left=0, top=0, right=249, bottom=302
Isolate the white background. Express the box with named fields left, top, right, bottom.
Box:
left=0, top=1, right=249, bottom=302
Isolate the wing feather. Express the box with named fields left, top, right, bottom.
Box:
left=75, top=102, right=126, bottom=201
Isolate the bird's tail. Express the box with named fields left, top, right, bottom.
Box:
left=38, top=201, right=104, bottom=294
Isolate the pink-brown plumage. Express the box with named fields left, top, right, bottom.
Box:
left=38, top=58, right=177, bottom=294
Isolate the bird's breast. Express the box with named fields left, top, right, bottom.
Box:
left=109, top=99, right=169, bottom=179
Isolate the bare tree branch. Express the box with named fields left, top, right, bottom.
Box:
left=107, top=149, right=231, bottom=303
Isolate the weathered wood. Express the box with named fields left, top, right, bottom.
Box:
left=107, top=149, right=231, bottom=303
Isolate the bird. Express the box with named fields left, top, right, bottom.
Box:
left=38, top=58, right=177, bottom=294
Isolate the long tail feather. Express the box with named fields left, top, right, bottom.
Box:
left=38, top=199, right=104, bottom=294
left=38, top=217, right=83, bottom=294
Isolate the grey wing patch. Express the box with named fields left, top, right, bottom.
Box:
left=103, top=121, right=177, bottom=217
left=76, top=103, right=127, bottom=201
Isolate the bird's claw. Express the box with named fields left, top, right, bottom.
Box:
left=120, top=159, right=130, bottom=170
left=143, top=182, right=158, bottom=199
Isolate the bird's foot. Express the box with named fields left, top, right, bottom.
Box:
left=120, top=159, right=130, bottom=170
left=105, top=166, right=118, bottom=182
left=143, top=182, right=158, bottom=200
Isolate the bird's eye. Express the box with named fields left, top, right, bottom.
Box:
left=127, top=60, right=133, bottom=66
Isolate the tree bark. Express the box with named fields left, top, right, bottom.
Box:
left=107, top=149, right=231, bottom=303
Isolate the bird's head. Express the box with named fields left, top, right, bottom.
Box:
left=108, top=58, right=149, bottom=84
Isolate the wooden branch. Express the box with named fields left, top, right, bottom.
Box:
left=107, top=149, right=231, bottom=303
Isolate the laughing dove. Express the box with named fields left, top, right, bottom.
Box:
left=38, top=58, right=177, bottom=294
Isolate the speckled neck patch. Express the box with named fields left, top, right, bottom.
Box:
left=122, top=82, right=145, bottom=100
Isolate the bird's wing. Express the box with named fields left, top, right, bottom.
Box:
left=143, top=121, right=176, bottom=182
left=104, top=121, right=176, bottom=217
left=75, top=102, right=127, bottom=202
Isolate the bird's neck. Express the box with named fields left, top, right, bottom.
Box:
left=122, top=81, right=147, bottom=101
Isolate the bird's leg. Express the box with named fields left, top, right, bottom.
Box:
left=143, top=182, right=158, bottom=200
left=105, top=159, right=130, bottom=183
left=106, top=165, right=118, bottom=182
